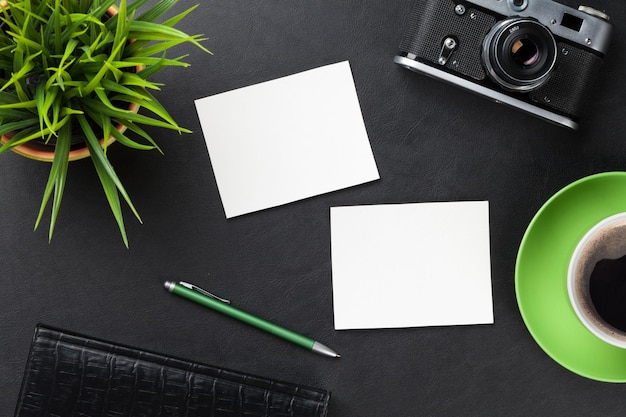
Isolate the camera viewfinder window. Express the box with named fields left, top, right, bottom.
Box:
left=561, top=13, right=584, bottom=32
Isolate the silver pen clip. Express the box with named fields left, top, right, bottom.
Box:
left=179, top=281, right=231, bottom=304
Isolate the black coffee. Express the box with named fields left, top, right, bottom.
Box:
left=589, top=253, right=626, bottom=332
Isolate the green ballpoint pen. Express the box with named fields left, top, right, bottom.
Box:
left=164, top=281, right=340, bottom=358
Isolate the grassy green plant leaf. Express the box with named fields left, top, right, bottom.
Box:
left=5, top=114, right=71, bottom=146
left=34, top=121, right=71, bottom=240
left=112, top=118, right=162, bottom=152
left=106, top=122, right=157, bottom=152
left=78, top=113, right=141, bottom=248
left=0, top=118, right=39, bottom=140
left=136, top=0, right=177, bottom=23
left=0, top=99, right=37, bottom=109
left=82, top=97, right=190, bottom=133
left=162, top=5, right=201, bottom=29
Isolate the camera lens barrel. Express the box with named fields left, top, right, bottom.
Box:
left=482, top=18, right=557, bottom=92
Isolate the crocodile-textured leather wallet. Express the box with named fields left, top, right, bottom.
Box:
left=14, top=324, right=331, bottom=417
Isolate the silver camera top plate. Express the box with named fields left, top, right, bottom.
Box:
left=466, top=0, right=612, bottom=54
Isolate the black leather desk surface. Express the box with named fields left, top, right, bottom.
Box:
left=2, top=1, right=626, bottom=415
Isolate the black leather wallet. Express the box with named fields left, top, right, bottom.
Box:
left=14, top=324, right=331, bottom=417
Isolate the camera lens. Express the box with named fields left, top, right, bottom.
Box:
left=482, top=18, right=557, bottom=91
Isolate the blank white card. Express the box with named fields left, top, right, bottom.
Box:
left=331, top=201, right=494, bottom=330
left=195, top=61, right=379, bottom=218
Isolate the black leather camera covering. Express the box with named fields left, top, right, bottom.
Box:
left=399, top=0, right=496, bottom=80
left=530, top=43, right=604, bottom=117
left=14, top=325, right=331, bottom=417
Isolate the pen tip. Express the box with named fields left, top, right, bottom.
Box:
left=312, top=341, right=341, bottom=358
left=164, top=281, right=175, bottom=292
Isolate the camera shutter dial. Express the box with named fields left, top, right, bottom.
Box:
left=508, top=0, right=528, bottom=12
left=578, top=6, right=610, bottom=22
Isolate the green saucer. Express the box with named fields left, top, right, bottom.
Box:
left=516, top=172, right=626, bottom=382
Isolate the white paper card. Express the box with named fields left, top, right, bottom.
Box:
left=330, top=201, right=493, bottom=330
left=195, top=61, right=379, bottom=218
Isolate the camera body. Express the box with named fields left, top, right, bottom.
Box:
left=394, top=0, right=612, bottom=129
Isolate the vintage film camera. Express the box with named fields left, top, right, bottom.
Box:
left=394, top=0, right=612, bottom=129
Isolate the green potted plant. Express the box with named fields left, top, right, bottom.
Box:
left=0, top=0, right=210, bottom=247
